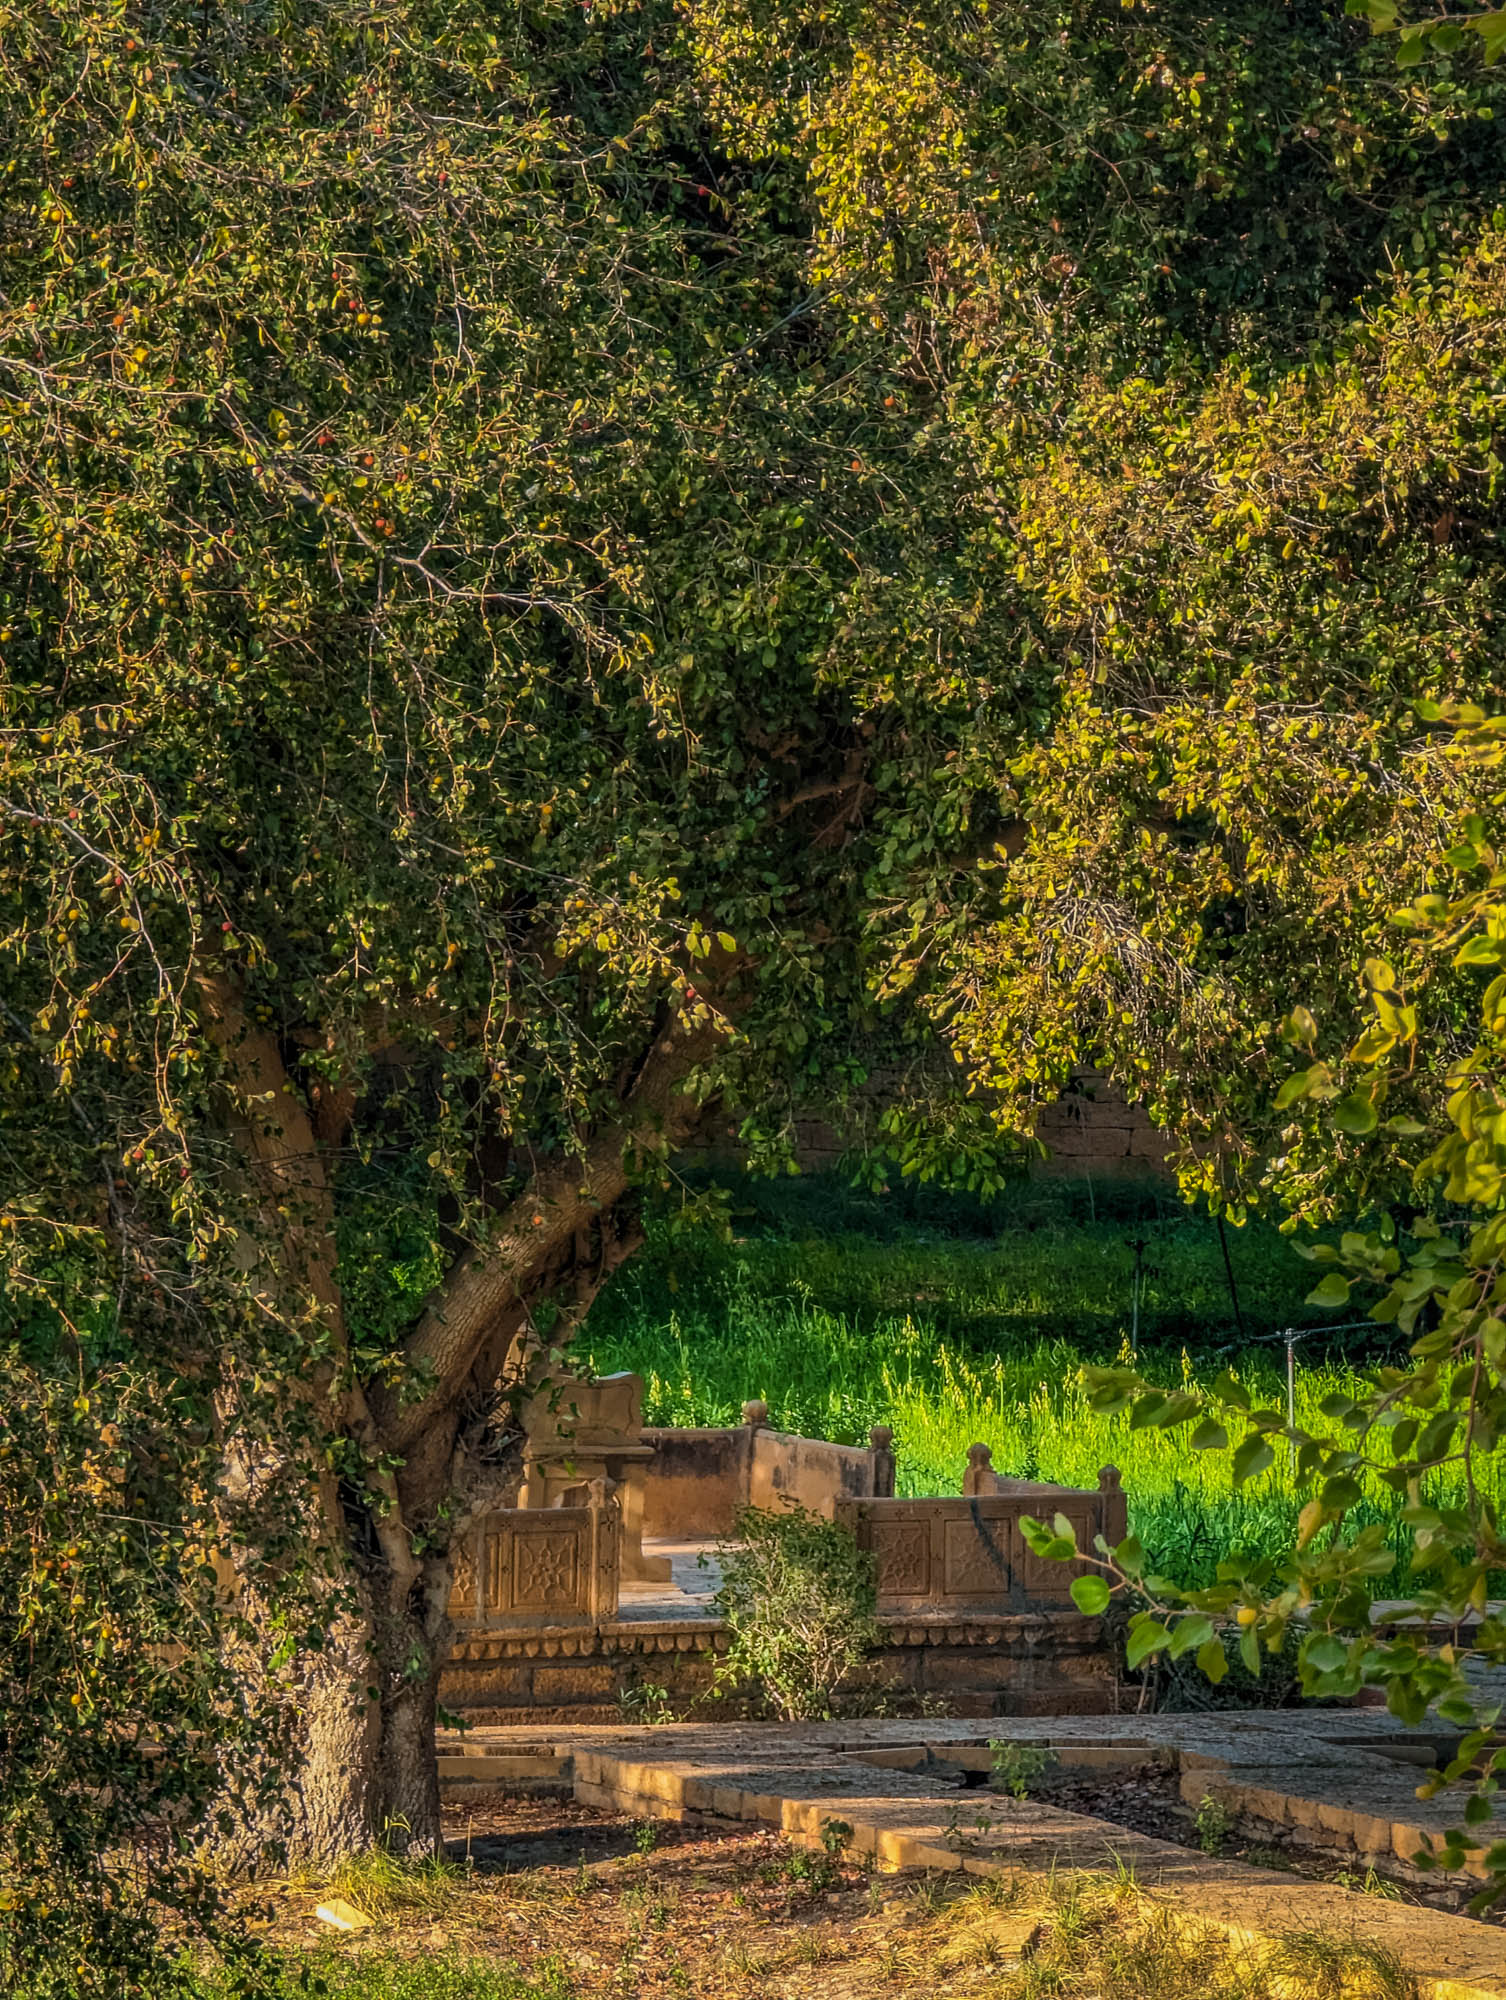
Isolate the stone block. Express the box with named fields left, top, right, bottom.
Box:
left=874, top=1828, right=961, bottom=1873
left=922, top=1652, right=1015, bottom=1691
left=1128, top=1127, right=1169, bottom=1161
left=1234, top=1784, right=1293, bottom=1829
left=437, top=1752, right=566, bottom=1782
left=530, top=1663, right=618, bottom=1704
left=440, top=1662, right=533, bottom=1704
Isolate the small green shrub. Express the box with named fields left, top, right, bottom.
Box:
left=1193, top=1794, right=1235, bottom=1857
left=988, top=1739, right=1056, bottom=1800
left=192, top=1948, right=573, bottom=1998
left=713, top=1504, right=879, bottom=1720
left=617, top=1679, right=676, bottom=1725
left=765, top=1820, right=854, bottom=1894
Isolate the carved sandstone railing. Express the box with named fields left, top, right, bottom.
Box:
left=449, top=1487, right=620, bottom=1634
left=835, top=1465, right=1127, bottom=1617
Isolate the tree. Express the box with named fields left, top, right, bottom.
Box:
left=0, top=0, right=1018, bottom=1934
left=689, top=1, right=1506, bottom=1206
left=1027, top=710, right=1506, bottom=1908
left=931, top=236, right=1506, bottom=1216
left=7, top=0, right=1506, bottom=1969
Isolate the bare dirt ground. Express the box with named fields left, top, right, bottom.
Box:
left=266, top=1791, right=1051, bottom=1998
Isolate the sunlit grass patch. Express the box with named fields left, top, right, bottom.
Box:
left=921, top=1872, right=1419, bottom=2000
left=322, top=1844, right=473, bottom=1920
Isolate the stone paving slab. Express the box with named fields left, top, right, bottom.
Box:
left=614, top=1540, right=723, bottom=1623
left=439, top=1712, right=1506, bottom=1999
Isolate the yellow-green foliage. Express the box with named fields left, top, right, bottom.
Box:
left=940, top=235, right=1506, bottom=1218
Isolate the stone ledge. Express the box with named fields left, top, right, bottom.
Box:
left=448, top=1609, right=1105, bottom=1664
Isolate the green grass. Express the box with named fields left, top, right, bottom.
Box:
left=582, top=1174, right=1496, bottom=1588
left=193, top=1948, right=573, bottom=1999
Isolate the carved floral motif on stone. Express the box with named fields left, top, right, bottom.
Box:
left=874, top=1520, right=929, bottom=1596
left=943, top=1519, right=1010, bottom=1596
left=512, top=1528, right=581, bottom=1609
left=450, top=1541, right=477, bottom=1620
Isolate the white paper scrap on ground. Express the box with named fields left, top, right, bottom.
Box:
left=315, top=1897, right=373, bottom=1931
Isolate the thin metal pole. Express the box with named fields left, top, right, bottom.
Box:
left=1216, top=1213, right=1247, bottom=1343
left=1286, top=1331, right=1297, bottom=1477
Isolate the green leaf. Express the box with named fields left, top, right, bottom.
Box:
left=1168, top=1613, right=1215, bottom=1660
left=1127, top=1392, right=1169, bottom=1430
left=1332, top=1093, right=1378, bottom=1136
left=1070, top=1575, right=1111, bottom=1616
left=1209, top=1371, right=1251, bottom=1411
left=1232, top=1434, right=1275, bottom=1486
left=1196, top=1636, right=1229, bottom=1685
left=1306, top=1272, right=1352, bottom=1308
left=1319, top=1473, right=1364, bottom=1513
left=1274, top=1070, right=1312, bottom=1109
left=1017, top=1516, right=1052, bottom=1556
left=1113, top=1535, right=1146, bottom=1580
left=1281, top=1006, right=1319, bottom=1047
left=1304, top=1635, right=1347, bottom=1675
left=1455, top=935, right=1506, bottom=968
left=1124, top=1617, right=1171, bottom=1670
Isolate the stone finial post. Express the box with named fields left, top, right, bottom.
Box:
left=1097, top=1464, right=1128, bottom=1550
left=869, top=1424, right=896, bottom=1498
left=741, top=1398, right=768, bottom=1430
left=964, top=1442, right=996, bottom=1497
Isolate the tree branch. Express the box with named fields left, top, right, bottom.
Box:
left=379, top=1006, right=729, bottom=1458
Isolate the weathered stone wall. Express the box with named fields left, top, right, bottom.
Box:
left=638, top=1419, right=891, bottom=1539
left=637, top=1426, right=755, bottom=1541
left=1031, top=1077, right=1169, bottom=1179
left=439, top=1610, right=1117, bottom=1725
left=695, top=1072, right=1170, bottom=1180
left=747, top=1427, right=885, bottom=1519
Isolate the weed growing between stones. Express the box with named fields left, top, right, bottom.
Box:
left=1193, top=1794, right=1235, bottom=1857
left=990, top=1739, right=1058, bottom=1799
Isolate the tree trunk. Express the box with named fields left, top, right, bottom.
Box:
left=374, top=1595, right=447, bottom=1854
left=211, top=1562, right=383, bottom=1876
left=218, top=1524, right=452, bottom=1867
left=282, top=1609, right=384, bottom=1865
left=195, top=973, right=729, bottom=1870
